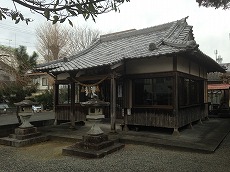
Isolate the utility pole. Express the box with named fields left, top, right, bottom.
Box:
left=214, top=50, right=218, bottom=61
left=217, top=55, right=223, bottom=64
left=214, top=50, right=223, bottom=64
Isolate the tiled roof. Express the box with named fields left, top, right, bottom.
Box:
left=208, top=84, right=230, bottom=90
left=36, top=17, right=224, bottom=73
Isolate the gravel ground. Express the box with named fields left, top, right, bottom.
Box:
left=0, top=132, right=230, bottom=172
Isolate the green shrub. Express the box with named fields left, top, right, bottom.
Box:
left=34, top=89, right=53, bottom=110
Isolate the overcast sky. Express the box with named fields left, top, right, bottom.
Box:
left=1, top=0, right=230, bottom=63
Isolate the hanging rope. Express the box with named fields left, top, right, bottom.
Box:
left=71, top=75, right=109, bottom=87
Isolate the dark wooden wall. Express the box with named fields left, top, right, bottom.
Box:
left=127, top=108, right=175, bottom=128
left=55, top=104, right=86, bottom=121
left=177, top=103, right=208, bottom=128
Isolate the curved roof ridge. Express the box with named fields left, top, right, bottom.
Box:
left=99, top=18, right=186, bottom=43
left=164, top=16, right=189, bottom=40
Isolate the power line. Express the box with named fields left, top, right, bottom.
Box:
left=0, top=26, right=34, bottom=35
left=0, top=23, right=35, bottom=35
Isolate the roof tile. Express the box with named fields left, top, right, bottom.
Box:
left=36, top=17, right=224, bottom=73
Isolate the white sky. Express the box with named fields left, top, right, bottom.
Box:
left=1, top=0, right=230, bottom=63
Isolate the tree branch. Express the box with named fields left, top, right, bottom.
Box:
left=13, top=0, right=110, bottom=12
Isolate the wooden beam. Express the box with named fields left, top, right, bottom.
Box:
left=75, top=75, right=109, bottom=82
left=110, top=61, right=124, bottom=70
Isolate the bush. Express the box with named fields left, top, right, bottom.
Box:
left=34, top=90, right=53, bottom=110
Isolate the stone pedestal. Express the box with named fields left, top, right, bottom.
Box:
left=62, top=133, right=124, bottom=158
left=86, top=114, right=104, bottom=135
left=0, top=126, right=49, bottom=147
left=0, top=117, right=49, bottom=147
left=63, top=114, right=124, bottom=158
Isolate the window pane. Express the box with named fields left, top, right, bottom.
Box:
left=134, top=79, right=152, bottom=105
left=179, top=77, right=204, bottom=106
left=133, top=77, right=172, bottom=106
left=153, top=77, right=173, bottom=105
left=58, top=84, right=71, bottom=104
left=33, top=78, right=39, bottom=85
left=42, top=78, right=48, bottom=86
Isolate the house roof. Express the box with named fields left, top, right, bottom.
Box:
left=25, top=72, right=48, bottom=76
left=36, top=17, right=225, bottom=74
left=208, top=84, right=230, bottom=90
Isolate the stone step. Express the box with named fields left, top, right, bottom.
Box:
left=0, top=135, right=50, bottom=147
left=9, top=132, right=42, bottom=140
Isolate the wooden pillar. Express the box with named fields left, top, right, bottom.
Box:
left=203, top=80, right=208, bottom=119
left=70, top=81, right=76, bottom=128
left=110, top=73, right=116, bottom=132
left=173, top=57, right=180, bottom=136
left=173, top=73, right=180, bottom=136
left=53, top=82, right=58, bottom=125
left=123, top=79, right=129, bottom=131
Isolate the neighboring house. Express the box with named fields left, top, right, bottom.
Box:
left=208, top=63, right=230, bottom=115
left=221, top=63, right=230, bottom=72
left=36, top=17, right=224, bottom=135
left=26, top=72, right=53, bottom=96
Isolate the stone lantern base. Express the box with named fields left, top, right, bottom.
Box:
left=62, top=133, right=124, bottom=158
left=62, top=114, right=124, bottom=158
left=0, top=127, right=49, bottom=147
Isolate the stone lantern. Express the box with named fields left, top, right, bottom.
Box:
left=0, top=98, right=49, bottom=147
left=62, top=98, right=124, bottom=158
left=80, top=98, right=110, bottom=135
left=14, top=98, right=37, bottom=128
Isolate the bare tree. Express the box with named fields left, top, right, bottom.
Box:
left=67, top=25, right=100, bottom=56
left=0, top=46, right=18, bottom=69
left=36, top=22, right=70, bottom=62
left=36, top=22, right=101, bottom=61
left=0, top=46, right=18, bottom=87
left=0, top=0, right=129, bottom=25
